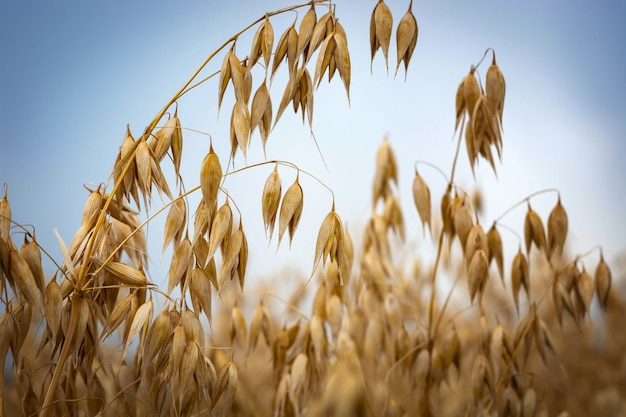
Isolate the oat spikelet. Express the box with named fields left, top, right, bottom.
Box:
left=44, top=277, right=62, bottom=338
left=395, top=0, right=418, bottom=80
left=237, top=223, right=248, bottom=290
left=485, top=51, right=506, bottom=124
left=511, top=249, right=530, bottom=315
left=248, top=301, right=273, bottom=354
left=575, top=267, right=594, bottom=317
left=487, top=224, right=504, bottom=283
left=100, top=260, right=148, bottom=287
left=135, top=139, right=152, bottom=205
left=552, top=276, right=575, bottom=327
left=441, top=191, right=454, bottom=241
left=200, top=145, right=222, bottom=222
left=222, top=362, right=238, bottom=417
left=230, top=305, right=247, bottom=349
left=524, top=204, right=547, bottom=256
left=313, top=207, right=345, bottom=283
left=218, top=47, right=234, bottom=114
left=231, top=100, right=251, bottom=162
left=463, top=67, right=480, bottom=120
left=372, top=138, right=398, bottom=207
left=595, top=253, right=611, bottom=310
left=333, top=29, right=351, bottom=103
left=20, top=235, right=44, bottom=294
left=314, top=28, right=337, bottom=88
left=412, top=169, right=431, bottom=234
left=167, top=235, right=192, bottom=294
left=308, top=10, right=334, bottom=62
left=219, top=226, right=243, bottom=288
left=370, top=0, right=393, bottom=73
left=228, top=49, right=247, bottom=104
left=547, top=197, right=568, bottom=259
left=208, top=201, right=233, bottom=260
left=250, top=80, right=272, bottom=154
left=277, top=175, right=303, bottom=249
left=262, top=165, right=282, bottom=240
left=190, top=267, right=212, bottom=321
left=0, top=185, right=11, bottom=242
left=464, top=222, right=488, bottom=266
left=453, top=200, right=473, bottom=251
left=163, top=197, right=187, bottom=256
left=297, top=5, right=317, bottom=60
left=123, top=299, right=153, bottom=358
left=9, top=249, right=43, bottom=312
left=272, top=22, right=298, bottom=80
left=249, top=14, right=274, bottom=70
left=468, top=249, right=489, bottom=304
left=471, top=354, right=493, bottom=405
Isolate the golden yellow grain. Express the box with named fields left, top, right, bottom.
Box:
left=547, top=197, right=568, bottom=259
left=277, top=175, right=304, bottom=248
left=575, top=267, right=594, bottom=317
left=0, top=185, right=12, bottom=242
left=231, top=100, right=251, bottom=161
left=467, top=249, right=488, bottom=304
left=395, top=0, right=418, bottom=79
left=453, top=200, right=473, bottom=251
left=511, top=249, right=530, bottom=315
left=595, top=253, right=612, bottom=310
left=9, top=248, right=43, bottom=312
left=100, top=259, right=148, bottom=287
left=297, top=6, right=317, bottom=60
left=249, top=14, right=274, bottom=70
left=44, top=277, right=62, bottom=339
left=271, top=22, right=298, bottom=80
left=190, top=267, right=212, bottom=320
left=471, top=354, right=492, bottom=405
left=370, top=0, right=393, bottom=72
left=208, top=201, right=233, bottom=259
left=162, top=197, right=187, bottom=255
left=485, top=51, right=506, bottom=124
left=200, top=144, right=222, bottom=223
left=524, top=204, right=547, bottom=257
left=487, top=224, right=504, bottom=283
left=250, top=80, right=273, bottom=152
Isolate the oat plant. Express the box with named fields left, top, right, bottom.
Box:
left=1, top=2, right=624, bottom=417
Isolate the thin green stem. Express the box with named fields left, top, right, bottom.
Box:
left=414, top=160, right=450, bottom=184
left=493, top=188, right=560, bottom=224
left=224, top=159, right=336, bottom=203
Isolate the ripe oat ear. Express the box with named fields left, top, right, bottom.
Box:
left=262, top=165, right=282, bottom=240
left=0, top=185, right=9, bottom=243
left=511, top=248, right=530, bottom=316
left=250, top=81, right=272, bottom=150
left=467, top=249, right=489, bottom=305
left=524, top=204, right=547, bottom=257
left=595, top=253, right=612, bottom=310
left=370, top=0, right=393, bottom=73
left=312, top=207, right=344, bottom=283
left=249, top=14, right=274, bottom=71
left=277, top=174, right=304, bottom=249
left=200, top=144, right=222, bottom=223
left=485, top=51, right=506, bottom=126
left=547, top=197, right=568, bottom=259
left=395, top=0, right=418, bottom=80
left=487, top=224, right=504, bottom=284
left=412, top=169, right=432, bottom=236
left=297, top=5, right=317, bottom=62
left=272, top=21, right=298, bottom=82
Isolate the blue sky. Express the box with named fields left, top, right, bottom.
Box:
left=1, top=1, right=625, bottom=289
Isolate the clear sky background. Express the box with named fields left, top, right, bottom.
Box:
left=1, top=1, right=625, bottom=292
